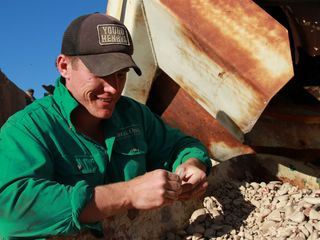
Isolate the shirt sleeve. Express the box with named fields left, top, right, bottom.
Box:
left=140, top=104, right=212, bottom=173
left=0, top=120, right=98, bottom=238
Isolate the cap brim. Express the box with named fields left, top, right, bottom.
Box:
left=79, top=52, right=142, bottom=77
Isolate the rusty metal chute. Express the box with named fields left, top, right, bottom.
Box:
left=107, top=0, right=294, bottom=161
left=142, top=0, right=293, bottom=132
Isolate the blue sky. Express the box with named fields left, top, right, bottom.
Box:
left=0, top=1, right=108, bottom=98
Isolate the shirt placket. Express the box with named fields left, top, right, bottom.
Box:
left=75, top=132, right=109, bottom=184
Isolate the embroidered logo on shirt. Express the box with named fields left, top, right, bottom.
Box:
left=129, top=148, right=141, bottom=154
left=116, top=126, right=141, bottom=139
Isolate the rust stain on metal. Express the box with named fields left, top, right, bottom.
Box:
left=278, top=176, right=308, bottom=190
left=218, top=71, right=226, bottom=78
left=159, top=0, right=293, bottom=98
left=161, top=87, right=254, bottom=159
left=175, top=76, right=213, bottom=114
left=173, top=72, right=267, bottom=132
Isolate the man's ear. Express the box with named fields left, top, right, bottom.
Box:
left=56, top=54, right=71, bottom=78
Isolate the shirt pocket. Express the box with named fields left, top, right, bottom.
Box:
left=57, top=155, right=98, bottom=176
left=55, top=154, right=99, bottom=185
left=113, top=136, right=148, bottom=158
left=71, top=155, right=98, bottom=174
left=111, top=138, right=148, bottom=181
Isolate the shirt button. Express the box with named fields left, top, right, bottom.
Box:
left=77, top=164, right=82, bottom=170
left=131, top=148, right=139, bottom=152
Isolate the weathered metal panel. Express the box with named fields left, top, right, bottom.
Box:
left=106, top=0, right=124, bottom=19
left=245, top=104, right=320, bottom=150
left=107, top=0, right=158, bottom=104
left=0, top=70, right=26, bottom=127
left=162, top=87, right=254, bottom=161
left=142, top=0, right=294, bottom=133
left=255, top=154, right=320, bottom=190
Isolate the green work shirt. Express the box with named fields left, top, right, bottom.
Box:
left=0, top=77, right=211, bottom=239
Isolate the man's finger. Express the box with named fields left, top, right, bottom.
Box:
left=178, top=180, right=208, bottom=200
left=176, top=167, right=186, bottom=179
left=164, top=180, right=182, bottom=193
left=181, top=182, right=193, bottom=193
left=164, top=189, right=180, bottom=200
left=192, top=181, right=208, bottom=196
left=178, top=188, right=206, bottom=200
left=166, top=171, right=181, bottom=182
left=179, top=174, right=207, bottom=194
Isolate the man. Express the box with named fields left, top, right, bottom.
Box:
left=0, top=13, right=211, bottom=238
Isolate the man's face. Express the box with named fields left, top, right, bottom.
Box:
left=65, top=57, right=128, bottom=119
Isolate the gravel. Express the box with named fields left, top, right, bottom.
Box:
left=165, top=180, right=320, bottom=240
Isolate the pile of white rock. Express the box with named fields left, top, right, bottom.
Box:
left=165, top=181, right=320, bottom=240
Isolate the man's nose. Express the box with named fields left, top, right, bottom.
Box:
left=102, top=76, right=118, bottom=94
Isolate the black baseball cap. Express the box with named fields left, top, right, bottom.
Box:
left=61, top=13, right=141, bottom=77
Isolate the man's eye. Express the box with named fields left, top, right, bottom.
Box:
left=117, top=72, right=127, bottom=78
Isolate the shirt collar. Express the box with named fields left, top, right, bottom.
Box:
left=53, top=76, right=78, bottom=129
left=52, top=76, right=121, bottom=132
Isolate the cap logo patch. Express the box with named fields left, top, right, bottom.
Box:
left=97, top=24, right=130, bottom=46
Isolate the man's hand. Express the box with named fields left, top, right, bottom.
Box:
left=79, top=169, right=182, bottom=223
left=127, top=169, right=182, bottom=209
left=175, top=158, right=208, bottom=200
left=79, top=163, right=207, bottom=223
